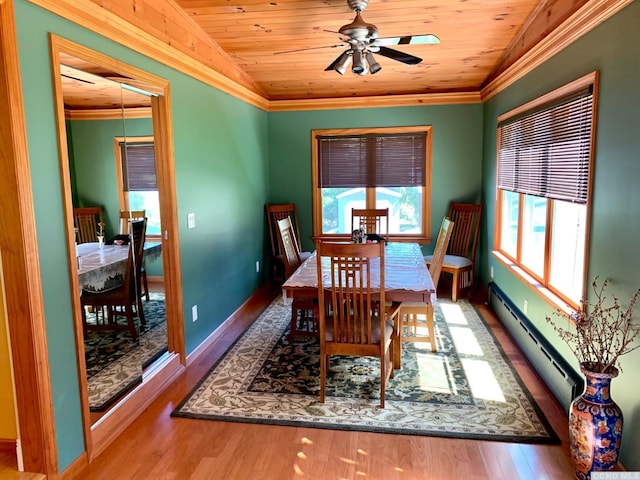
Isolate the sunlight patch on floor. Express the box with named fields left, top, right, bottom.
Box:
left=439, top=302, right=469, bottom=326
left=414, top=352, right=457, bottom=394
left=448, top=325, right=484, bottom=356
left=461, top=358, right=506, bottom=401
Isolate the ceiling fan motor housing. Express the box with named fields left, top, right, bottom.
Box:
left=339, top=11, right=379, bottom=41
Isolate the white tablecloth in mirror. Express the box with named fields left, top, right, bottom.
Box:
left=77, top=242, right=161, bottom=293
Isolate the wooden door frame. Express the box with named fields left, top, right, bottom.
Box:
left=0, top=5, right=185, bottom=473
left=0, top=0, right=58, bottom=475
left=49, top=34, right=185, bottom=464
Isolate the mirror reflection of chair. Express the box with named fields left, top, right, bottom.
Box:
left=425, top=202, right=482, bottom=302
left=351, top=207, right=389, bottom=241
left=73, top=206, right=104, bottom=244
left=118, top=209, right=146, bottom=235
left=399, top=217, right=455, bottom=352
left=119, top=210, right=150, bottom=301
left=316, top=241, right=400, bottom=408
left=277, top=217, right=318, bottom=342
left=266, top=203, right=310, bottom=282
left=81, top=218, right=147, bottom=339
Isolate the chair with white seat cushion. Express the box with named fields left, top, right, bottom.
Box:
left=425, top=202, right=482, bottom=302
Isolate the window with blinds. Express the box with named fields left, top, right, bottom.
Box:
left=494, top=72, right=598, bottom=308
left=497, top=88, right=593, bottom=204
left=312, top=127, right=432, bottom=242
left=120, top=142, right=157, bottom=192
left=115, top=138, right=161, bottom=237
left=318, top=133, right=426, bottom=188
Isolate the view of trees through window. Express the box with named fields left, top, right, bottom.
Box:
left=321, top=187, right=423, bottom=234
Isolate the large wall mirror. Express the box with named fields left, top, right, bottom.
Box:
left=49, top=35, right=184, bottom=459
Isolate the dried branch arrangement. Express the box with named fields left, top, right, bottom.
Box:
left=546, top=277, right=640, bottom=374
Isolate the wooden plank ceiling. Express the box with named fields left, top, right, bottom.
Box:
left=61, top=0, right=591, bottom=108
left=172, top=0, right=588, bottom=100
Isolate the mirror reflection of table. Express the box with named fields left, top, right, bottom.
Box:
left=77, top=241, right=162, bottom=293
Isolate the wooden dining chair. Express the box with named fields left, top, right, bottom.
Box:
left=351, top=207, right=389, bottom=241
left=316, top=240, right=400, bottom=408
left=119, top=210, right=150, bottom=301
left=399, top=217, right=455, bottom=351
left=266, top=203, right=311, bottom=282
left=118, top=209, right=146, bottom=235
left=425, top=202, right=482, bottom=302
left=80, top=219, right=147, bottom=339
left=73, top=206, right=104, bottom=244
left=277, top=217, right=318, bottom=342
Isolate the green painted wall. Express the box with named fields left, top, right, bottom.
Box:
left=69, top=118, right=151, bottom=235
left=267, top=105, right=484, bottom=255
left=68, top=118, right=163, bottom=275
left=480, top=1, right=640, bottom=469
left=15, top=0, right=268, bottom=470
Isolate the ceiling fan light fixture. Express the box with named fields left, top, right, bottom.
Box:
left=352, top=49, right=366, bottom=74
left=366, top=52, right=381, bottom=74
left=333, top=51, right=352, bottom=75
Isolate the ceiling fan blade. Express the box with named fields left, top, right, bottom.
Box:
left=373, top=34, right=440, bottom=47
left=274, top=44, right=344, bottom=55
left=376, top=46, right=422, bottom=65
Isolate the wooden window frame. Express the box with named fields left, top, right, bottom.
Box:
left=493, top=72, right=598, bottom=310
left=312, top=126, right=433, bottom=243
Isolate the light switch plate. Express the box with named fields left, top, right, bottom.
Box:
left=187, top=212, right=196, bottom=229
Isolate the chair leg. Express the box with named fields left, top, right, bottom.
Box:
left=380, top=356, right=385, bottom=409
left=126, top=306, right=138, bottom=340
left=289, top=304, right=298, bottom=342
left=400, top=304, right=437, bottom=352
left=81, top=304, right=88, bottom=338
left=388, top=341, right=394, bottom=379
left=391, top=324, right=402, bottom=369
left=451, top=270, right=460, bottom=302
left=137, top=296, right=146, bottom=327
left=320, top=353, right=327, bottom=403
left=141, top=268, right=150, bottom=302
left=426, top=303, right=436, bottom=352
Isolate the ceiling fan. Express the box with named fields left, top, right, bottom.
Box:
left=277, top=0, right=440, bottom=76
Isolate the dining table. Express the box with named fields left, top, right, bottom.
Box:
left=282, top=242, right=436, bottom=369
left=77, top=241, right=162, bottom=293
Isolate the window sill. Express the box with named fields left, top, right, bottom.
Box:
left=492, top=250, right=575, bottom=315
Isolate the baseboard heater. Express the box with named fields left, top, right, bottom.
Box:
left=487, top=282, right=583, bottom=414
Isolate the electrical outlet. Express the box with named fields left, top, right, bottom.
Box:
left=490, top=266, right=494, bottom=279
left=523, top=299, right=528, bottom=315
left=187, top=212, right=196, bottom=229
left=256, top=260, right=260, bottom=273
left=192, top=305, right=198, bottom=322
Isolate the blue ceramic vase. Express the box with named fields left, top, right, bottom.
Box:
left=569, top=362, right=623, bottom=480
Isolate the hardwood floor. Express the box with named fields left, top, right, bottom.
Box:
left=72, top=281, right=577, bottom=480
left=0, top=447, right=44, bottom=480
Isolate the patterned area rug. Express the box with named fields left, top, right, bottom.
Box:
left=172, top=297, right=559, bottom=444
left=84, top=293, right=167, bottom=411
